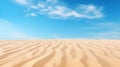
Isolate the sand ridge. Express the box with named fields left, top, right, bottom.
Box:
left=0, top=40, right=120, bottom=67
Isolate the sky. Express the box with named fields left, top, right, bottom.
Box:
left=0, top=0, right=120, bottom=40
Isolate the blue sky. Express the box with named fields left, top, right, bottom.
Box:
left=0, top=0, right=120, bottom=39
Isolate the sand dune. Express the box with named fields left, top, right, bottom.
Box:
left=0, top=40, right=120, bottom=67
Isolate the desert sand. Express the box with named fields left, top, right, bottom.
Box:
left=0, top=40, right=120, bottom=67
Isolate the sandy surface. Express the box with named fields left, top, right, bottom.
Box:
left=0, top=40, right=120, bottom=67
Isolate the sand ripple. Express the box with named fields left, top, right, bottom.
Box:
left=0, top=40, right=120, bottom=67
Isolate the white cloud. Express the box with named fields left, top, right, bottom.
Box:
left=48, top=6, right=80, bottom=18
left=91, top=32, right=120, bottom=39
left=78, top=5, right=103, bottom=19
left=14, top=0, right=103, bottom=19
left=27, top=13, right=37, bottom=16
left=88, top=22, right=120, bottom=39
left=15, top=0, right=27, bottom=5
left=0, top=19, right=34, bottom=40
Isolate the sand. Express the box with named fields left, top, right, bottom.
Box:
left=0, top=40, right=120, bottom=67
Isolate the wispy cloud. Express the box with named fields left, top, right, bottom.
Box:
left=91, top=32, right=120, bottom=39
left=27, top=13, right=37, bottom=17
left=88, top=22, right=120, bottom=39
left=0, top=19, right=34, bottom=40
left=15, top=0, right=27, bottom=5
left=14, top=0, right=103, bottom=19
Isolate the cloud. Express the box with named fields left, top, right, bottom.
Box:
left=15, top=0, right=27, bottom=5
left=88, top=22, right=120, bottom=39
left=0, top=19, right=34, bottom=40
left=27, top=13, right=37, bottom=16
left=91, top=32, right=120, bottom=39
left=14, top=0, right=103, bottom=19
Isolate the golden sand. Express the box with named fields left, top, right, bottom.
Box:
left=0, top=40, right=120, bottom=67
